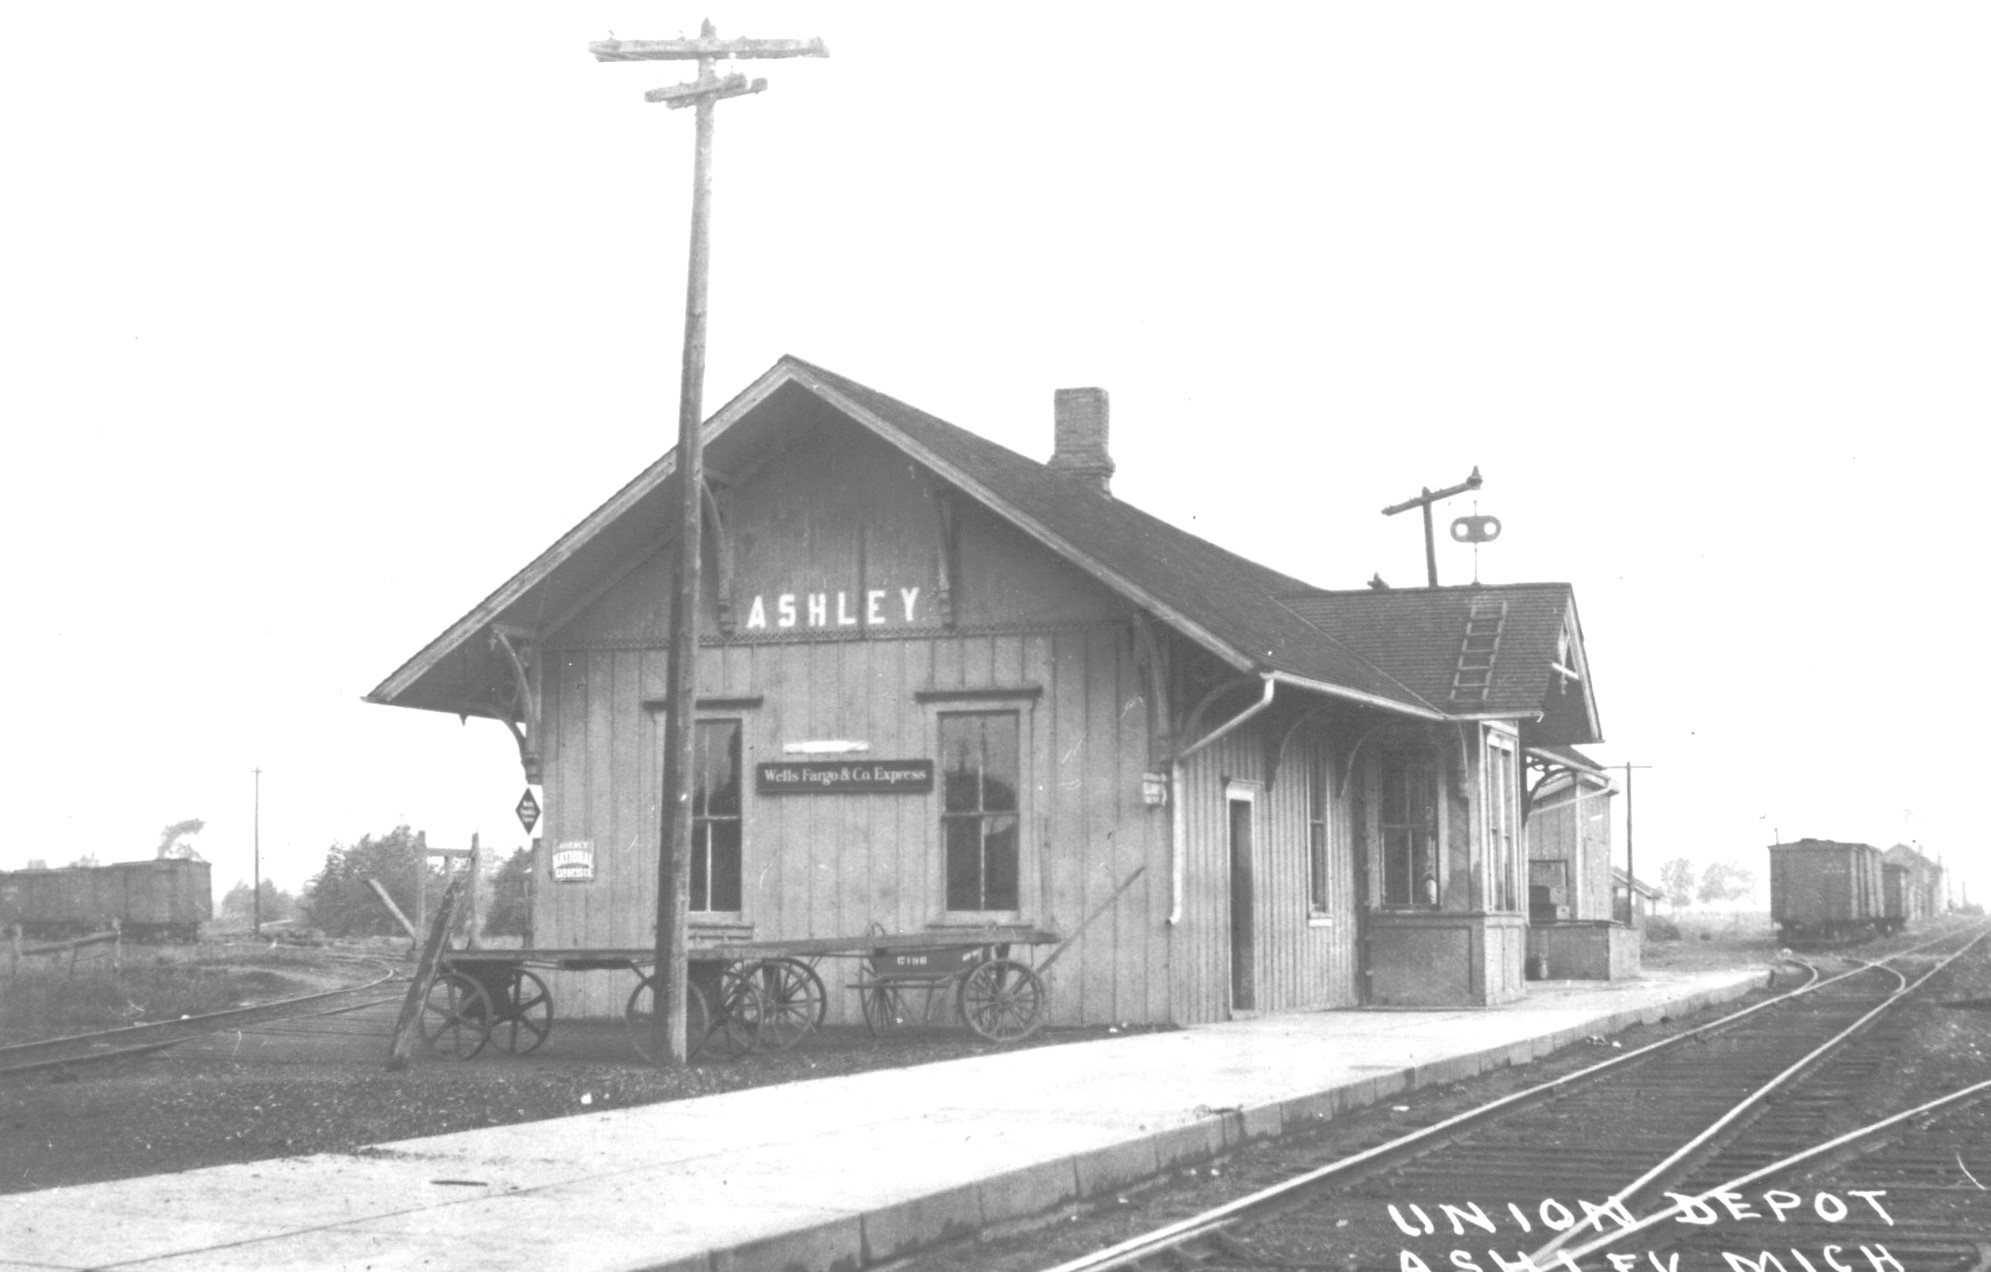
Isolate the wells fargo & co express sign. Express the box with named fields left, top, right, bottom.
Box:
left=756, top=760, right=934, bottom=794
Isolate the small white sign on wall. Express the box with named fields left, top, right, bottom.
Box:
left=551, top=840, right=595, bottom=884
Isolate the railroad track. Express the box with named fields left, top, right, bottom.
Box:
left=1040, top=925, right=1990, bottom=1272
left=0, top=954, right=403, bottom=1077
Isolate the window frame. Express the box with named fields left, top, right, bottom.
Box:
left=1377, top=746, right=1440, bottom=910
left=688, top=717, right=744, bottom=916
left=1307, top=750, right=1332, bottom=917
left=936, top=709, right=1024, bottom=920
left=1483, top=726, right=1521, bottom=914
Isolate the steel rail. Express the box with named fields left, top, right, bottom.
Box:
left=1036, top=926, right=1985, bottom=1272
left=0, top=952, right=402, bottom=1077
left=1546, top=1074, right=1991, bottom=1267
left=1525, top=924, right=1991, bottom=1266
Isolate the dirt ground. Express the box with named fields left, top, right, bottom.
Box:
left=1, top=916, right=1956, bottom=1202
left=0, top=973, right=1163, bottom=1196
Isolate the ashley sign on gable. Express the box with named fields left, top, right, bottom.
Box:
left=742, top=585, right=924, bottom=631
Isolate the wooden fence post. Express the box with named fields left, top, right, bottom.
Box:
left=413, top=830, right=427, bottom=954
left=466, top=832, right=481, bottom=950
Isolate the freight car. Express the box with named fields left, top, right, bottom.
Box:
left=1881, top=863, right=1912, bottom=935
left=1882, top=843, right=1944, bottom=930
left=1768, top=839, right=1885, bottom=944
left=0, top=859, right=212, bottom=942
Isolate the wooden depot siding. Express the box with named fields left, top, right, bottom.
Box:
left=371, top=359, right=1601, bottom=1023
left=536, top=626, right=1168, bottom=1022
left=532, top=417, right=1174, bottom=1023
left=1529, top=780, right=1613, bottom=922
left=1173, top=717, right=1360, bottom=1024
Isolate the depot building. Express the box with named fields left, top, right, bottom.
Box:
left=368, top=356, right=1610, bottom=1022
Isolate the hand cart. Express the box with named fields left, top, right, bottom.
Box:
left=410, top=866, right=1140, bottom=1063
left=854, top=938, right=1050, bottom=1042
left=422, top=927, right=1059, bottom=1062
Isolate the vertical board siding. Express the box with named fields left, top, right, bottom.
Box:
left=1172, top=719, right=1359, bottom=1025
left=537, top=624, right=1170, bottom=1025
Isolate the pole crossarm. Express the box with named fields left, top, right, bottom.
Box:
left=589, top=16, right=826, bottom=1067
left=648, top=74, right=767, bottom=108
left=1381, top=466, right=1482, bottom=518
left=590, top=35, right=828, bottom=63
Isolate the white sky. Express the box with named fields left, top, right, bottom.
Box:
left=2, top=4, right=1984, bottom=909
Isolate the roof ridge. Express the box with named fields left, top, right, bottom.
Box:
left=786, top=357, right=1444, bottom=716
left=786, top=356, right=1328, bottom=597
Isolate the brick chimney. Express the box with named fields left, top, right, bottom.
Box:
left=1048, top=387, right=1114, bottom=495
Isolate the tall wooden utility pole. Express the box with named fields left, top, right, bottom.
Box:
left=1620, top=763, right=1652, bottom=924
left=251, top=768, right=262, bottom=937
left=589, top=20, right=827, bottom=1065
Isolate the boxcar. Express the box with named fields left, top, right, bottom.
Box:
left=1881, top=863, right=1907, bottom=934
left=1769, top=839, right=1884, bottom=943
left=0, top=859, right=212, bottom=942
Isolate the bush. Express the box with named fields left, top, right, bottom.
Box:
left=302, top=826, right=437, bottom=938
left=1644, top=916, right=1682, bottom=941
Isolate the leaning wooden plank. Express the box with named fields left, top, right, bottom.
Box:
left=385, top=879, right=460, bottom=1072
left=364, top=878, right=420, bottom=943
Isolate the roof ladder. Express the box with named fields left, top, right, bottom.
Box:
left=1449, top=597, right=1508, bottom=704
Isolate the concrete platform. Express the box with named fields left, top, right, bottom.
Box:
left=0, top=967, right=1763, bottom=1272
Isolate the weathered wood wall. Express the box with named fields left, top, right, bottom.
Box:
left=526, top=412, right=1376, bottom=1025
left=1173, top=718, right=1360, bottom=1024
left=533, top=418, right=1172, bottom=1023
left=1528, top=779, right=1613, bottom=921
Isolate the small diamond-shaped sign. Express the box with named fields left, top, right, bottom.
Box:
left=515, top=788, right=541, bottom=835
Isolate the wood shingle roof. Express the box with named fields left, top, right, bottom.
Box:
left=369, top=356, right=1602, bottom=744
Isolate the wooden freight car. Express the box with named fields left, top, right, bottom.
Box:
left=1881, top=864, right=1911, bottom=934
left=0, top=859, right=212, bottom=942
left=1769, top=839, right=1884, bottom=944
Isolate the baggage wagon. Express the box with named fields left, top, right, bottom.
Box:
left=421, top=926, right=1062, bottom=1062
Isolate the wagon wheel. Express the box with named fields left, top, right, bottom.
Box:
left=624, top=975, right=713, bottom=1064
left=489, top=968, right=554, bottom=1056
left=704, top=972, right=764, bottom=1059
left=958, top=958, right=1046, bottom=1043
left=725, top=958, right=826, bottom=1050
left=860, top=979, right=909, bottom=1036
left=420, top=972, right=494, bottom=1060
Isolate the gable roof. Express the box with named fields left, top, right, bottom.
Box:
left=1278, top=583, right=1603, bottom=743
left=368, top=356, right=1598, bottom=738
left=1613, top=867, right=1661, bottom=899
left=785, top=359, right=1441, bottom=716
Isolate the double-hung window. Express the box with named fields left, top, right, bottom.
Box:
left=940, top=712, right=1020, bottom=913
left=1485, top=730, right=1520, bottom=912
left=1307, top=756, right=1331, bottom=913
left=1379, top=749, right=1438, bottom=908
left=691, top=719, right=743, bottom=912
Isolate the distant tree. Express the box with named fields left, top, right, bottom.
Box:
left=66, top=852, right=101, bottom=868
left=1658, top=858, right=1696, bottom=912
left=302, top=826, right=441, bottom=938
left=156, top=818, right=207, bottom=861
left=482, top=847, right=534, bottom=940
left=1696, top=861, right=1757, bottom=906
left=23, top=857, right=47, bottom=869
left=222, top=879, right=296, bottom=925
